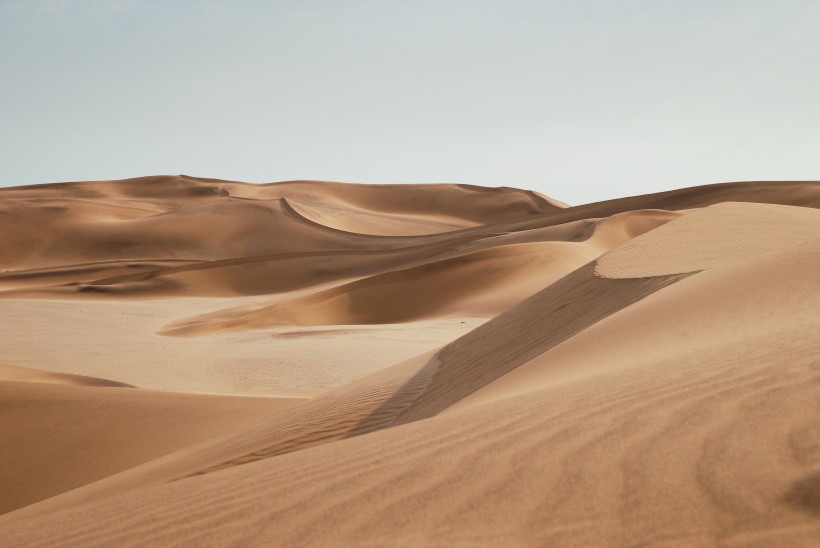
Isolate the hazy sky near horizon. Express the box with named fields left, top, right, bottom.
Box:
left=1, top=0, right=819, bottom=205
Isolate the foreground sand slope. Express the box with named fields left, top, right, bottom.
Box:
left=0, top=379, right=303, bottom=514
left=0, top=179, right=819, bottom=546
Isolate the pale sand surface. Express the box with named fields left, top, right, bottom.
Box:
left=0, top=177, right=819, bottom=546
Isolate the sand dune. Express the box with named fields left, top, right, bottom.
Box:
left=0, top=175, right=556, bottom=270
left=596, top=201, right=820, bottom=277
left=0, top=378, right=303, bottom=515
left=1, top=177, right=819, bottom=546
left=157, top=209, right=680, bottom=331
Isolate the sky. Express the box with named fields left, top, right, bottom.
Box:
left=1, top=0, right=819, bottom=205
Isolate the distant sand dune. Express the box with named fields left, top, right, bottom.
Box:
left=1, top=177, right=819, bottom=546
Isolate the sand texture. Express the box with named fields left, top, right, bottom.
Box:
left=1, top=176, right=819, bottom=547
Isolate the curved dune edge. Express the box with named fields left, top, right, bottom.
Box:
left=0, top=363, right=133, bottom=388
left=1, top=179, right=820, bottom=546
left=282, top=196, right=473, bottom=235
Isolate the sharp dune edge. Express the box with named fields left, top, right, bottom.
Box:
left=0, top=177, right=819, bottom=547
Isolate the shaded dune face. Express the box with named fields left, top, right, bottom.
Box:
left=1, top=177, right=820, bottom=547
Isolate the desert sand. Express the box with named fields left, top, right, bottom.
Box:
left=0, top=175, right=818, bottom=546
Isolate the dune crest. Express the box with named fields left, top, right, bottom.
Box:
left=0, top=363, right=132, bottom=388
left=1, top=178, right=819, bottom=546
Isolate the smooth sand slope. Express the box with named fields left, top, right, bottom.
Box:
left=0, top=177, right=819, bottom=546
left=0, top=379, right=303, bottom=514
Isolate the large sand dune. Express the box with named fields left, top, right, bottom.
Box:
left=0, top=177, right=819, bottom=546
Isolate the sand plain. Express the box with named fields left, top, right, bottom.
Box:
left=0, top=176, right=818, bottom=546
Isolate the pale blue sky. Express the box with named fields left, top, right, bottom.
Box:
left=1, top=0, right=818, bottom=204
